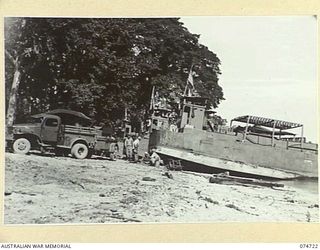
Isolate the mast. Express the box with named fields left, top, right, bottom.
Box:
left=149, top=85, right=155, bottom=111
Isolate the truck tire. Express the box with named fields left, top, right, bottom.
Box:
left=13, top=138, right=31, bottom=154
left=71, top=143, right=88, bottom=159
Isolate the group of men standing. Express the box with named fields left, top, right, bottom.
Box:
left=123, top=134, right=162, bottom=167
left=124, top=134, right=141, bottom=162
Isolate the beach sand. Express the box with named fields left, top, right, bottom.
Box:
left=4, top=152, right=319, bottom=224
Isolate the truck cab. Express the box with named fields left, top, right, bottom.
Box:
left=35, top=114, right=62, bottom=144
left=6, top=114, right=62, bottom=154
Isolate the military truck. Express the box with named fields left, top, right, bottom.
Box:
left=6, top=110, right=117, bottom=160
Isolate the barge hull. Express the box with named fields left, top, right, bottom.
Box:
left=149, top=129, right=318, bottom=179
left=156, top=146, right=301, bottom=180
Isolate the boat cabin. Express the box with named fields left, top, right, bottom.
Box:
left=151, top=107, right=172, bottom=130
left=180, top=96, right=208, bottom=130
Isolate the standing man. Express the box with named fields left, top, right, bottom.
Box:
left=123, top=135, right=127, bottom=158
left=124, top=135, right=133, bottom=161
left=146, top=117, right=152, bottom=132
left=133, top=136, right=141, bottom=162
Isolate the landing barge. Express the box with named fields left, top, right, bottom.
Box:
left=149, top=96, right=318, bottom=179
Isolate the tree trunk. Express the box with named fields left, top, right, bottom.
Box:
left=6, top=66, right=21, bottom=127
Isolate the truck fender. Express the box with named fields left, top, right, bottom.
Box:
left=70, top=138, right=90, bottom=148
left=12, top=133, right=42, bottom=148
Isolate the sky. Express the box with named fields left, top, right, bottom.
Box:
left=180, top=16, right=318, bottom=143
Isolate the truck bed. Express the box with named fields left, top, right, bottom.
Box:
left=62, top=125, right=101, bottom=137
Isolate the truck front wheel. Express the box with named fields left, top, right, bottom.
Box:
left=71, top=143, right=88, bottom=159
left=13, top=138, right=31, bottom=155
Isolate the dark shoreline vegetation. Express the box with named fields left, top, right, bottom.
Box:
left=5, top=17, right=223, bottom=128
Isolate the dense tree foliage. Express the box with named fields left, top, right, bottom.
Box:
left=5, top=17, right=224, bottom=127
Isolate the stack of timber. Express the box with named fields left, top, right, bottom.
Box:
left=209, top=173, right=284, bottom=188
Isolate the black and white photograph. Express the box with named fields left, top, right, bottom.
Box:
left=4, top=16, right=318, bottom=224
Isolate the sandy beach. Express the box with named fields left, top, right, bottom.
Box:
left=4, top=152, right=319, bottom=224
